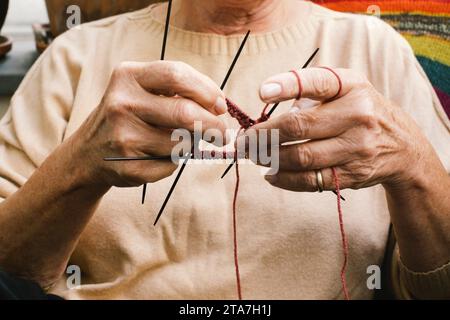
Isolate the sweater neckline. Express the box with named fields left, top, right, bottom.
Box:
left=129, top=2, right=316, bottom=56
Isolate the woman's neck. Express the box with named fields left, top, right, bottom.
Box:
left=154, top=0, right=303, bottom=35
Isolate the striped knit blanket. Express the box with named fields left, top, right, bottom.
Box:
left=313, top=0, right=450, bottom=119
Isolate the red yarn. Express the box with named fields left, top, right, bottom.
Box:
left=197, top=151, right=238, bottom=160
left=226, top=99, right=255, bottom=129
left=332, top=168, right=350, bottom=300
left=226, top=68, right=349, bottom=300
left=318, top=67, right=343, bottom=100
left=226, top=98, right=270, bottom=129
left=226, top=99, right=267, bottom=300
left=199, top=100, right=272, bottom=300
left=232, top=134, right=243, bottom=300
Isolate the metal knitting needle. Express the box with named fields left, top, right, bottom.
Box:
left=105, top=155, right=239, bottom=161
left=104, top=154, right=345, bottom=201
left=152, top=30, right=252, bottom=226
left=104, top=156, right=172, bottom=161
left=141, top=0, right=173, bottom=205
left=221, top=48, right=320, bottom=180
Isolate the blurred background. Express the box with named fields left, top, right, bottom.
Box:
left=0, top=0, right=159, bottom=117
left=3, top=0, right=48, bottom=37
left=0, top=0, right=48, bottom=117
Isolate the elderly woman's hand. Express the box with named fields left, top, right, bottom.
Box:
left=244, top=67, right=439, bottom=193
left=73, top=61, right=227, bottom=188
left=0, top=61, right=228, bottom=286
left=248, top=67, right=450, bottom=277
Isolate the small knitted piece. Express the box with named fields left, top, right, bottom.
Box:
left=226, top=98, right=270, bottom=129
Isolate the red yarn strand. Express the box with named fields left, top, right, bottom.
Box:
left=332, top=168, right=350, bottom=300
left=318, top=66, right=343, bottom=100
left=227, top=67, right=349, bottom=301
left=233, top=155, right=243, bottom=300
left=290, top=69, right=303, bottom=100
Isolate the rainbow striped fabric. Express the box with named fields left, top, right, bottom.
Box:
left=313, top=0, right=450, bottom=119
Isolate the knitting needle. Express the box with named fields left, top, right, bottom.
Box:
left=104, top=156, right=172, bottom=161
left=105, top=155, right=345, bottom=200
left=267, top=47, right=320, bottom=117
left=103, top=30, right=250, bottom=165
left=221, top=48, right=320, bottom=180
left=161, top=0, right=172, bottom=61
left=152, top=30, right=252, bottom=226
left=105, top=41, right=307, bottom=168
left=104, top=153, right=247, bottom=162
left=141, top=0, right=173, bottom=205
left=219, top=31, right=251, bottom=91
left=219, top=48, right=345, bottom=201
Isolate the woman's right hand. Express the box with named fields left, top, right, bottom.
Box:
left=70, top=61, right=228, bottom=188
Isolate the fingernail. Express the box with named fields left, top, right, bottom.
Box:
left=215, top=96, right=227, bottom=114
left=265, top=174, right=278, bottom=183
left=260, top=83, right=282, bottom=100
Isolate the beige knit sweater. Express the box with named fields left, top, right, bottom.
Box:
left=0, top=2, right=449, bottom=299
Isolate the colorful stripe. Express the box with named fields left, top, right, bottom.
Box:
left=383, top=14, right=450, bottom=40
left=314, top=0, right=450, bottom=15
left=435, top=87, right=450, bottom=119
left=416, top=56, right=450, bottom=99
left=402, top=34, right=450, bottom=66
left=313, top=0, right=450, bottom=119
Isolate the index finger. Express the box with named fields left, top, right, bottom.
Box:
left=114, top=61, right=227, bottom=115
left=244, top=102, right=356, bottom=144
left=259, top=68, right=365, bottom=103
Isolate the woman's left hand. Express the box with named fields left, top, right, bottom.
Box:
left=244, top=67, right=438, bottom=192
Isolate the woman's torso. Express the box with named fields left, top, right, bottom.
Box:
left=51, top=3, right=397, bottom=299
